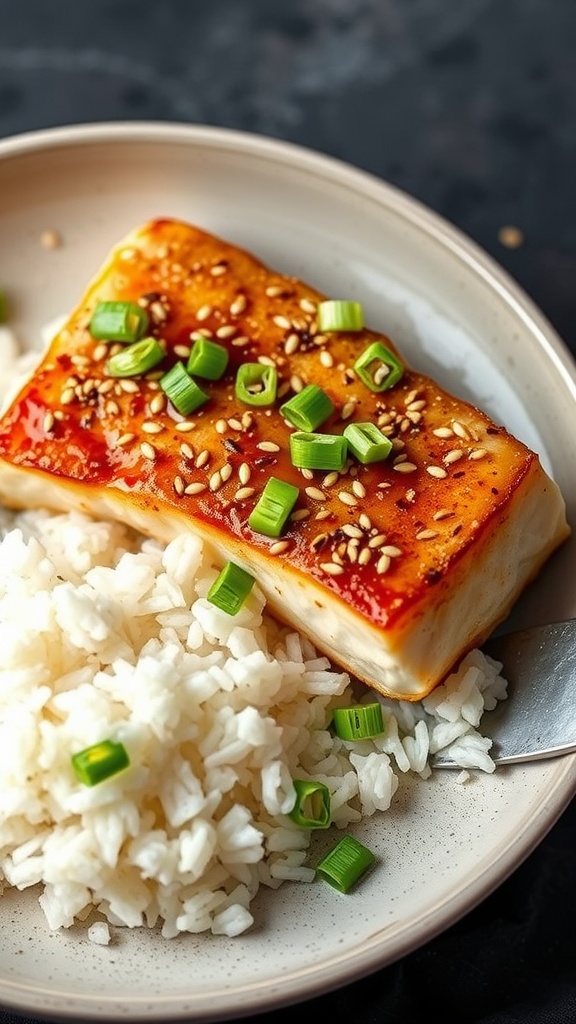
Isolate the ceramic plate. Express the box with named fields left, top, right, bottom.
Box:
left=0, top=123, right=575, bottom=1023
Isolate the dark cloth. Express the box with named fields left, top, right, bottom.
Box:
left=0, top=1, right=575, bottom=1021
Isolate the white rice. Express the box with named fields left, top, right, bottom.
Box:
left=0, top=325, right=508, bottom=939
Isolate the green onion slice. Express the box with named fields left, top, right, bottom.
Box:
left=354, top=342, right=404, bottom=392
left=187, top=335, right=229, bottom=380
left=316, top=835, right=375, bottom=893
left=332, top=702, right=385, bottom=741
left=0, top=289, right=7, bottom=323
left=71, top=739, right=130, bottom=787
left=289, top=431, right=348, bottom=471
left=289, top=779, right=331, bottom=828
left=160, top=362, right=209, bottom=415
left=105, top=337, right=164, bottom=378
left=343, top=422, right=393, bottom=464
left=248, top=476, right=299, bottom=537
left=235, top=362, right=278, bottom=406
left=280, top=384, right=334, bottom=432
left=207, top=561, right=256, bottom=615
left=89, top=301, right=149, bottom=343
left=317, top=300, right=364, bottom=333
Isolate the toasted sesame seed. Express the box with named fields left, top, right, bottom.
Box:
left=184, top=482, right=207, bottom=495
left=359, top=547, right=373, bottom=566
left=234, top=486, right=256, bottom=501
left=116, top=432, right=135, bottom=447
left=451, top=420, right=470, bottom=440
left=315, top=509, right=331, bottom=521
left=290, top=508, right=310, bottom=522
left=284, top=334, right=300, bottom=355
left=257, top=441, right=280, bottom=453
left=299, top=297, right=317, bottom=314
left=376, top=554, right=391, bottom=574
left=119, top=379, right=140, bottom=394
left=433, top=508, right=453, bottom=520
left=405, top=487, right=416, bottom=500
left=358, top=514, right=372, bottom=531
left=196, top=450, right=210, bottom=468
left=196, top=304, right=213, bottom=321
left=406, top=399, right=426, bottom=412
left=323, top=471, right=339, bottom=488
left=381, top=545, right=402, bottom=557
left=427, top=465, right=448, bottom=479
left=173, top=475, right=185, bottom=496
left=320, top=562, right=345, bottom=576
left=209, top=471, right=223, bottom=491
left=227, top=417, right=243, bottom=431
left=105, top=400, right=120, bottom=416
left=342, top=524, right=363, bottom=539
left=210, top=263, right=227, bottom=277
left=241, top=411, right=254, bottom=429
left=60, top=387, right=75, bottom=405
left=215, top=419, right=228, bottom=434
left=270, top=540, right=290, bottom=555
left=70, top=354, right=90, bottom=368
left=433, top=427, right=454, bottom=438
left=43, top=411, right=55, bottom=432
left=310, top=532, right=329, bottom=550
left=469, top=447, right=488, bottom=460
left=320, top=350, right=334, bottom=368
left=142, top=421, right=164, bottom=434
left=273, top=314, right=292, bottom=330
left=258, top=355, right=276, bottom=367
left=150, top=393, right=167, bottom=415
left=97, top=379, right=115, bottom=395
left=216, top=324, right=236, bottom=339
left=231, top=335, right=250, bottom=347
left=220, top=463, right=233, bottom=482
left=238, top=462, right=251, bottom=485
left=352, top=480, right=366, bottom=499
left=92, top=343, right=108, bottom=362
left=341, top=398, right=357, bottom=421
left=393, top=461, right=418, bottom=473
left=444, top=449, right=464, bottom=464
left=180, top=443, right=194, bottom=460
left=175, top=420, right=196, bottom=432
left=417, top=529, right=438, bottom=541
left=230, top=294, right=247, bottom=315
left=406, top=411, right=422, bottom=424
left=266, top=285, right=284, bottom=297
left=368, top=533, right=387, bottom=548
left=346, top=542, right=358, bottom=562
left=338, top=491, right=358, bottom=507
left=289, top=374, right=304, bottom=393
left=305, top=486, right=327, bottom=501
left=140, top=442, right=156, bottom=460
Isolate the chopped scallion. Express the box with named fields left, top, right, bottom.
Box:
left=235, top=362, right=278, bottom=406
left=207, top=561, right=255, bottom=615
left=316, top=835, right=375, bottom=893
left=289, top=779, right=331, bottom=828
left=280, top=384, right=334, bottom=432
left=187, top=335, right=229, bottom=380
left=332, top=703, right=384, bottom=741
left=317, top=299, right=364, bottom=333
left=248, top=476, right=299, bottom=537
left=89, top=300, right=149, bottom=342
left=105, top=337, right=164, bottom=377
left=160, top=362, right=209, bottom=415
left=71, top=739, right=130, bottom=787
left=343, top=422, right=393, bottom=464
left=354, top=342, right=404, bottom=392
left=289, top=431, right=348, bottom=471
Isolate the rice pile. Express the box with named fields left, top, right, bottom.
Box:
left=0, top=324, right=508, bottom=939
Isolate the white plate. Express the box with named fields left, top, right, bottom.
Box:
left=0, top=122, right=575, bottom=1022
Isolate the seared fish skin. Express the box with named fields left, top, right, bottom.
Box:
left=0, top=219, right=569, bottom=699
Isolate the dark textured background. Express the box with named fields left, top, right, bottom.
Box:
left=0, top=2, right=575, bottom=1022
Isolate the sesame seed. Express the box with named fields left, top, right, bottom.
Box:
left=270, top=540, right=290, bottom=555
left=231, top=335, right=250, bottom=347
left=119, top=379, right=140, bottom=394
left=230, top=294, right=247, bottom=315
left=174, top=344, right=191, bottom=359
left=433, top=427, right=454, bottom=438
left=257, top=441, right=280, bottom=453
left=320, top=350, right=334, bottom=368
left=116, top=432, right=135, bottom=447
left=273, top=314, right=292, bottom=330
left=433, top=508, right=453, bottom=520
left=346, top=542, right=358, bottom=562
left=299, top=468, right=313, bottom=481
left=150, top=393, right=167, bottom=415
left=43, top=411, right=55, bottom=433
left=284, top=334, right=300, bottom=355
left=381, top=545, right=402, bottom=557
left=427, top=465, right=448, bottom=479
left=184, top=482, right=207, bottom=495
left=469, top=448, right=488, bottom=460
left=358, top=514, right=372, bottom=531
left=140, top=442, right=156, bottom=460
left=196, top=304, right=213, bottom=321
left=338, top=491, right=358, bottom=507
left=376, top=554, right=391, bottom=574
left=105, top=400, right=120, bottom=416
left=196, top=450, right=210, bottom=468
left=406, top=411, right=422, bottom=424
left=323, top=471, right=339, bottom=488
left=60, top=387, right=75, bottom=405
left=342, top=524, right=363, bottom=539
left=374, top=365, right=391, bottom=386
left=358, top=548, right=372, bottom=566
left=227, top=418, right=243, bottom=431
left=451, top=420, right=470, bottom=440
left=258, top=355, right=276, bottom=367
left=70, top=354, right=90, bottom=368
left=173, top=475, right=185, bottom=496
left=241, top=411, right=254, bottom=429
left=216, top=324, right=236, bottom=339
left=416, top=528, right=438, bottom=541
left=175, top=421, right=196, bottom=432
left=180, top=443, right=194, bottom=460
left=209, top=471, right=223, bottom=491
left=305, top=486, right=327, bottom=501
left=234, top=486, right=256, bottom=501
left=142, top=421, right=164, bottom=434
left=215, top=419, right=228, bottom=434
left=406, top=399, right=426, bottom=412
left=92, top=343, right=108, bottom=362
left=210, top=263, right=227, bottom=277
left=393, top=461, right=418, bottom=473
left=352, top=480, right=366, bottom=499
left=220, top=463, right=233, bottom=482
left=320, top=562, right=345, bottom=576
left=299, top=297, right=317, bottom=314
left=97, top=379, right=115, bottom=395
left=444, top=449, right=464, bottom=464
left=238, top=463, right=251, bottom=485
left=341, top=398, right=357, bottom=421
left=315, top=509, right=331, bottom=521
left=368, top=534, right=387, bottom=548
left=290, top=508, right=310, bottom=522
left=266, top=285, right=284, bottom=297
left=290, top=374, right=304, bottom=393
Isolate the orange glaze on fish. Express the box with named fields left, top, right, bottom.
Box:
left=0, top=219, right=569, bottom=698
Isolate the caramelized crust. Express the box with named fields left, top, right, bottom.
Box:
left=0, top=219, right=569, bottom=698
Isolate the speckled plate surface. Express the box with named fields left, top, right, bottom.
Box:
left=0, top=122, right=575, bottom=1023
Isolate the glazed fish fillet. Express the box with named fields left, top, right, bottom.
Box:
left=0, top=219, right=569, bottom=699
